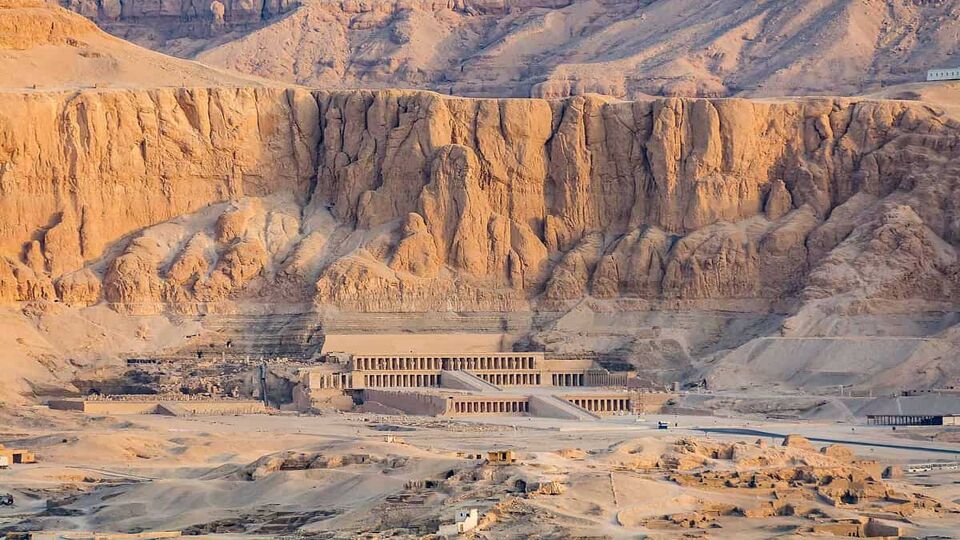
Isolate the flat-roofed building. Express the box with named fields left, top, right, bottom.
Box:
left=927, top=67, right=960, bottom=81
left=867, top=414, right=960, bottom=426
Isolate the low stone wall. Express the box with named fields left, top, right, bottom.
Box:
left=361, top=389, right=449, bottom=416
left=76, top=401, right=161, bottom=415
left=47, top=399, right=86, bottom=411
left=48, top=399, right=266, bottom=416
left=157, top=401, right=266, bottom=416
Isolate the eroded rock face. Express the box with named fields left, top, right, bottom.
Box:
left=63, top=0, right=297, bottom=24
left=1, top=89, right=958, bottom=314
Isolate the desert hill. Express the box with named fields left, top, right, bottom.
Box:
left=0, top=0, right=267, bottom=89
left=61, top=0, right=960, bottom=98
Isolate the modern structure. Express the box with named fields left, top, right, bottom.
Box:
left=438, top=508, right=480, bottom=536
left=927, top=67, right=960, bottom=81
left=866, top=414, right=960, bottom=426
left=0, top=444, right=35, bottom=465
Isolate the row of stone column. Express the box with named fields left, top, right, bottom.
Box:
left=313, top=373, right=349, bottom=389
left=570, top=397, right=631, bottom=413
left=552, top=373, right=585, bottom=386
left=364, top=373, right=439, bottom=388
left=355, top=357, right=443, bottom=371
left=453, top=400, right=528, bottom=414
left=444, top=356, right=537, bottom=371
left=867, top=415, right=937, bottom=426
left=584, top=371, right=627, bottom=387
left=479, top=373, right=540, bottom=386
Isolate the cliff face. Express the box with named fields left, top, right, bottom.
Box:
left=1, top=88, right=958, bottom=314
left=63, top=0, right=298, bottom=23
left=0, top=87, right=319, bottom=309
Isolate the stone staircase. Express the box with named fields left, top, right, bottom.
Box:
left=440, top=370, right=502, bottom=392
left=528, top=395, right=600, bottom=421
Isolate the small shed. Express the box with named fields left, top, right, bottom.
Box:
left=487, top=450, right=517, bottom=464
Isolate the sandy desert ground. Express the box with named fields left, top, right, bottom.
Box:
left=3, top=408, right=960, bottom=538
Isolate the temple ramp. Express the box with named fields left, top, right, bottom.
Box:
left=529, top=395, right=600, bottom=421
left=440, top=371, right=502, bottom=392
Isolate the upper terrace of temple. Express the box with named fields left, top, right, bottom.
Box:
left=348, top=353, right=542, bottom=372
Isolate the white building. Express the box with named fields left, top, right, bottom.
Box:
left=927, top=67, right=960, bottom=81
left=437, top=508, right=480, bottom=536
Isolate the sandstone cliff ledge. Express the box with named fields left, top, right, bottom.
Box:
left=1, top=88, right=958, bottom=315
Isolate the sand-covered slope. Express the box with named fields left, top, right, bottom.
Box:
left=64, top=0, right=960, bottom=98
left=0, top=0, right=266, bottom=89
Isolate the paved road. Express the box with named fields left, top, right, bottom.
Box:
left=697, top=427, right=960, bottom=456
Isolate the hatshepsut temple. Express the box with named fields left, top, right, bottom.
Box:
left=294, top=350, right=670, bottom=420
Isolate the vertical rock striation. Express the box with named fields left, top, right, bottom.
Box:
left=1, top=88, right=958, bottom=313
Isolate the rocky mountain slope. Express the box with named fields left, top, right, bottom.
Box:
left=3, top=87, right=958, bottom=317
left=62, top=0, right=960, bottom=98
left=3, top=1, right=960, bottom=402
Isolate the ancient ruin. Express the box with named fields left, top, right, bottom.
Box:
left=293, top=351, right=664, bottom=419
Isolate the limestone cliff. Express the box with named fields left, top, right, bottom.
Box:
left=64, top=0, right=297, bottom=24
left=1, top=88, right=958, bottom=315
